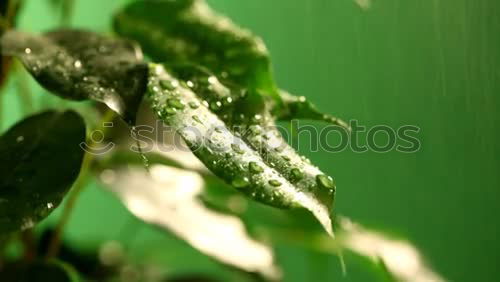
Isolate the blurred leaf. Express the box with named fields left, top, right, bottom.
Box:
left=0, top=29, right=148, bottom=124
left=98, top=164, right=281, bottom=280
left=197, top=183, right=446, bottom=282
left=147, top=64, right=337, bottom=235
left=0, top=0, right=22, bottom=88
left=113, top=0, right=280, bottom=103
left=0, top=110, right=86, bottom=234
left=0, top=259, right=80, bottom=281
left=337, top=217, right=446, bottom=282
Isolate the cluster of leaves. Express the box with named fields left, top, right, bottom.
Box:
left=0, top=0, right=444, bottom=281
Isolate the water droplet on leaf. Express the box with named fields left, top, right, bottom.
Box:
left=269, top=180, right=282, bottom=187
left=316, top=174, right=335, bottom=190
left=249, top=162, right=263, bottom=174
left=232, top=177, right=250, bottom=189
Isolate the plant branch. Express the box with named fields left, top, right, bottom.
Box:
left=46, top=110, right=116, bottom=258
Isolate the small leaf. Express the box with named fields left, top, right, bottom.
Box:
left=113, top=0, right=281, bottom=103
left=99, top=164, right=280, bottom=280
left=276, top=90, right=351, bottom=130
left=147, top=64, right=336, bottom=235
left=0, top=29, right=148, bottom=124
left=0, top=110, right=86, bottom=234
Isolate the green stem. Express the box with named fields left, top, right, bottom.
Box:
left=46, top=110, right=116, bottom=259
left=61, top=0, right=76, bottom=27
left=16, top=64, right=34, bottom=114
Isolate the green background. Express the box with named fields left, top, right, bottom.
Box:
left=2, top=0, right=499, bottom=281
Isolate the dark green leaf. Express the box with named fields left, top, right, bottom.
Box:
left=114, top=0, right=349, bottom=126
left=0, top=259, right=80, bottom=282
left=0, top=110, right=86, bottom=234
left=147, top=64, right=336, bottom=235
left=113, top=0, right=281, bottom=103
left=0, top=29, right=148, bottom=124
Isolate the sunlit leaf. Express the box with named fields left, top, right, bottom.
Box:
left=0, top=259, right=80, bottom=281
left=147, top=64, right=337, bottom=235
left=337, top=218, right=446, bottom=282
left=0, top=29, right=148, bottom=124
left=99, top=164, right=280, bottom=280
left=0, top=110, right=86, bottom=234
left=113, top=0, right=280, bottom=103
left=198, top=186, right=446, bottom=282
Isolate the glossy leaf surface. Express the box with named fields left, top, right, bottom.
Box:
left=0, top=110, right=86, bottom=234
left=0, top=29, right=148, bottom=124
left=114, top=0, right=280, bottom=102
left=147, top=64, right=336, bottom=235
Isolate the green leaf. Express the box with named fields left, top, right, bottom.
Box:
left=0, top=259, right=80, bottom=282
left=98, top=164, right=280, bottom=280
left=0, top=29, right=148, bottom=124
left=113, top=0, right=280, bottom=103
left=276, top=90, right=351, bottom=130
left=337, top=217, right=446, bottom=282
left=114, top=0, right=349, bottom=127
left=0, top=110, right=86, bottom=234
left=147, top=64, right=336, bottom=235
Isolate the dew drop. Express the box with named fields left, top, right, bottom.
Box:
left=232, top=177, right=250, bottom=189
left=249, top=162, right=263, bottom=174
left=208, top=76, right=218, bottom=84
left=269, top=180, right=282, bottom=187
left=223, top=97, right=233, bottom=106
left=160, top=79, right=178, bottom=90
left=316, top=174, right=335, bottom=190
left=290, top=168, right=304, bottom=182
left=164, top=108, right=177, bottom=115
left=74, top=60, right=82, bottom=68
left=167, top=98, right=185, bottom=110
left=210, top=101, right=222, bottom=111
left=188, top=101, right=200, bottom=109
left=192, top=115, right=203, bottom=125
left=253, top=114, right=263, bottom=122
left=231, top=143, right=245, bottom=154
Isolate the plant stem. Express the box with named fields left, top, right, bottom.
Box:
left=46, top=110, right=116, bottom=258
left=16, top=63, right=34, bottom=114
left=61, top=0, right=76, bottom=27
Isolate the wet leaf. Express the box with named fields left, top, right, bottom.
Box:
left=113, top=0, right=280, bottom=103
left=99, top=164, right=280, bottom=280
left=147, top=64, right=337, bottom=235
left=0, top=259, right=80, bottom=282
left=114, top=0, right=349, bottom=126
left=276, top=90, right=351, bottom=130
left=0, top=29, right=148, bottom=124
left=0, top=110, right=86, bottom=234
